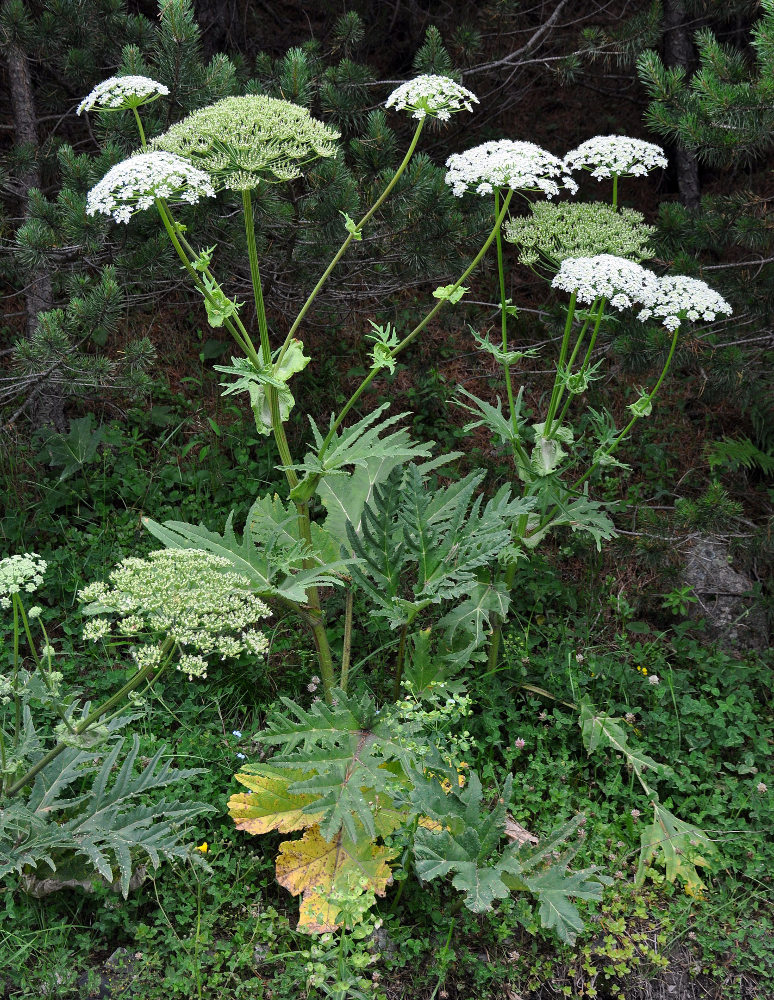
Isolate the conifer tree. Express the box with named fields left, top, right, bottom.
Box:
left=636, top=2, right=774, bottom=448
left=1, top=3, right=488, bottom=427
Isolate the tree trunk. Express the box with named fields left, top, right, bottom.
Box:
left=2, top=19, right=63, bottom=428
left=662, top=0, right=701, bottom=209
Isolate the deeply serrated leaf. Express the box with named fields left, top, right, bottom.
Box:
left=636, top=801, right=717, bottom=894
left=228, top=765, right=324, bottom=834
left=276, top=825, right=395, bottom=933
left=579, top=698, right=661, bottom=783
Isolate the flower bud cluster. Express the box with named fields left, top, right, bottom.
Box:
left=0, top=553, right=47, bottom=608
left=86, top=152, right=215, bottom=223
left=505, top=202, right=655, bottom=266
left=151, top=95, right=339, bottom=191
left=445, top=140, right=578, bottom=198
left=385, top=74, right=478, bottom=121
left=79, top=549, right=270, bottom=679
left=551, top=254, right=659, bottom=309
left=638, top=275, right=733, bottom=331
left=564, top=135, right=668, bottom=179
left=77, top=75, right=169, bottom=115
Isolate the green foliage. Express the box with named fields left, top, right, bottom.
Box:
left=412, top=772, right=607, bottom=942
left=1, top=732, right=211, bottom=896
left=143, top=493, right=348, bottom=606
left=706, top=436, right=774, bottom=477
left=347, top=466, right=530, bottom=643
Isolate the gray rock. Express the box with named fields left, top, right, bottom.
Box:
left=683, top=536, right=769, bottom=651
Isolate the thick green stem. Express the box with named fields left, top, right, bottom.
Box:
left=557, top=295, right=607, bottom=427
left=132, top=108, right=147, bottom=149
left=154, top=200, right=255, bottom=358
left=276, top=119, right=426, bottom=366
left=612, top=174, right=618, bottom=210
left=339, top=589, right=354, bottom=693
left=543, top=291, right=577, bottom=438
left=317, top=189, right=515, bottom=464
left=494, top=190, right=530, bottom=470
left=555, top=296, right=606, bottom=427
left=486, top=561, right=518, bottom=673
left=241, top=190, right=299, bottom=489
left=531, top=325, right=680, bottom=541
left=155, top=199, right=336, bottom=694
left=12, top=593, right=20, bottom=746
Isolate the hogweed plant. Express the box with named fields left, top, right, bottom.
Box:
left=76, top=73, right=733, bottom=939
left=0, top=547, right=276, bottom=894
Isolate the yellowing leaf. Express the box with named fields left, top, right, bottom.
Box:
left=276, top=825, right=395, bottom=934
left=636, top=801, right=717, bottom=895
left=299, top=891, right=340, bottom=933
left=228, top=766, right=323, bottom=834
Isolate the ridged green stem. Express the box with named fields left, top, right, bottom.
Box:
left=543, top=290, right=577, bottom=438
left=241, top=189, right=298, bottom=488
left=531, top=325, right=680, bottom=541
left=276, top=118, right=426, bottom=367
left=317, top=189, right=515, bottom=465
left=494, top=190, right=530, bottom=470
left=555, top=296, right=607, bottom=427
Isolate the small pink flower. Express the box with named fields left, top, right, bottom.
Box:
left=648, top=673, right=660, bottom=685
left=625, top=712, right=635, bottom=723
left=514, top=737, right=526, bottom=749
left=757, top=782, right=768, bottom=794
left=630, top=809, right=641, bottom=821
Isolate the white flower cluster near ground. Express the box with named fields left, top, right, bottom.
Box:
left=86, top=152, right=215, bottom=223
left=552, top=255, right=732, bottom=329
left=385, top=74, right=479, bottom=120
left=0, top=553, right=47, bottom=608
left=79, top=549, right=270, bottom=678
left=77, top=75, right=169, bottom=114
left=445, top=140, right=578, bottom=198
left=638, top=275, right=734, bottom=330
left=564, top=135, right=668, bottom=179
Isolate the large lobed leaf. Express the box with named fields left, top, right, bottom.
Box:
left=1, top=735, right=212, bottom=896
left=276, top=825, right=396, bottom=933
left=143, top=491, right=348, bottom=606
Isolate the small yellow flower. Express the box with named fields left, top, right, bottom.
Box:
left=195, top=841, right=209, bottom=854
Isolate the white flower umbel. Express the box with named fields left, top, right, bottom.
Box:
left=551, top=254, right=659, bottom=309
left=385, top=75, right=478, bottom=121
left=86, top=152, right=215, bottom=224
left=638, top=275, right=733, bottom=331
left=0, top=553, right=47, bottom=609
left=79, top=549, right=270, bottom=678
left=445, top=140, right=578, bottom=198
left=564, top=135, right=668, bottom=180
left=77, top=75, right=169, bottom=115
